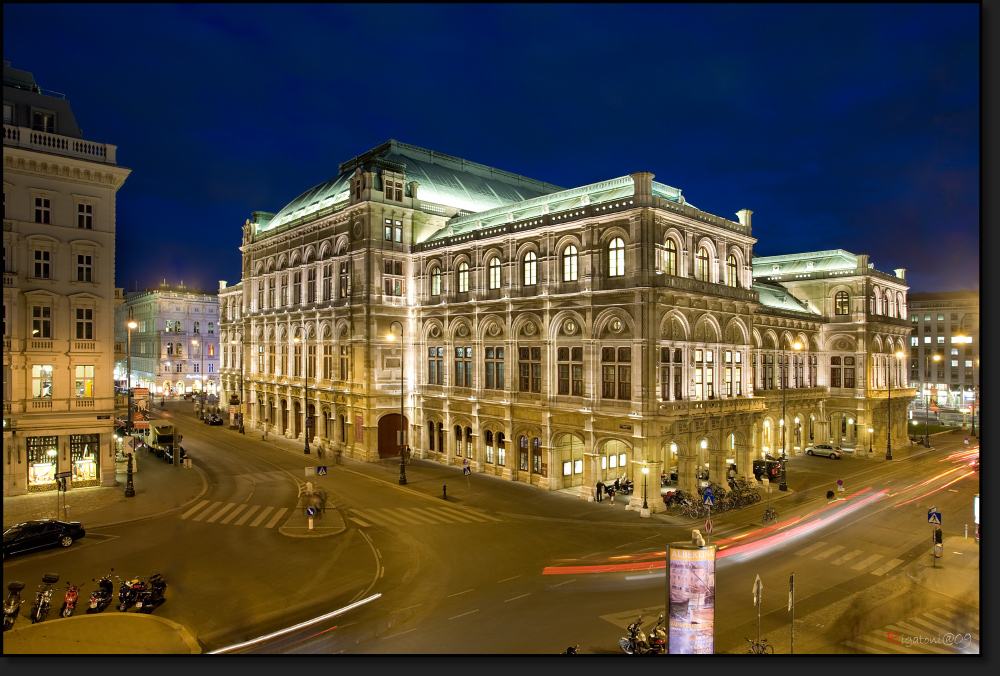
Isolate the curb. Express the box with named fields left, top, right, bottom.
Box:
left=87, top=464, right=210, bottom=530
left=2, top=611, right=202, bottom=654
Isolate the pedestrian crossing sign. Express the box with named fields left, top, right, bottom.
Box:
left=317, top=466, right=327, bottom=476
left=927, top=508, right=941, bottom=525
left=703, top=492, right=715, bottom=506
left=463, top=466, right=471, bottom=476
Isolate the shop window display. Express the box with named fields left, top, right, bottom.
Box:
left=70, top=434, right=100, bottom=487
left=27, top=436, right=59, bottom=491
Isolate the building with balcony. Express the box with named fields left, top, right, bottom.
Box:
left=3, top=61, right=131, bottom=495
left=906, top=290, right=979, bottom=411
left=113, top=282, right=220, bottom=399
left=218, top=139, right=915, bottom=509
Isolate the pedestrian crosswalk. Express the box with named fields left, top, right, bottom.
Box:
left=181, top=499, right=289, bottom=529
left=793, top=541, right=903, bottom=576
left=346, top=505, right=503, bottom=528
left=841, top=603, right=979, bottom=654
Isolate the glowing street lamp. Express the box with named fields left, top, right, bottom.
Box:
left=125, top=318, right=137, bottom=498
left=191, top=338, right=205, bottom=420
left=924, top=352, right=942, bottom=446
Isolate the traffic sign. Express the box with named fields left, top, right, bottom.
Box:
left=927, top=508, right=942, bottom=525
left=463, top=466, right=471, bottom=476
left=753, top=574, right=763, bottom=605
left=306, top=507, right=316, bottom=516
left=317, top=466, right=327, bottom=476
left=703, top=487, right=715, bottom=506
left=837, top=479, right=843, bottom=485
left=55, top=471, right=71, bottom=479
left=705, top=519, right=713, bottom=534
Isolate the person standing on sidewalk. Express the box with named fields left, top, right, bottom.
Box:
left=262, top=418, right=269, bottom=441
left=596, top=480, right=605, bottom=502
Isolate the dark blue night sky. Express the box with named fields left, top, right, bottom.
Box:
left=3, top=4, right=980, bottom=294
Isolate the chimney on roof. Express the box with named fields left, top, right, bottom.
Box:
left=894, top=268, right=906, bottom=280
left=219, top=280, right=227, bottom=290
left=630, top=172, right=654, bottom=204
left=736, top=209, right=753, bottom=228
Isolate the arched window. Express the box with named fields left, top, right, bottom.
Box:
left=563, top=245, right=578, bottom=281
left=695, top=246, right=709, bottom=281
left=726, top=254, right=738, bottom=287
left=431, top=267, right=442, bottom=296
left=835, top=291, right=850, bottom=315
left=485, top=430, right=494, bottom=463
left=519, top=435, right=529, bottom=471
left=523, top=251, right=537, bottom=286
left=664, top=239, right=677, bottom=276
left=608, top=238, right=625, bottom=277
left=884, top=291, right=893, bottom=318
left=457, top=262, right=469, bottom=293
left=896, top=291, right=905, bottom=320
left=489, top=258, right=501, bottom=289
left=870, top=291, right=879, bottom=315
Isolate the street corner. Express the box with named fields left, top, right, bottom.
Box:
left=2, top=612, right=201, bottom=654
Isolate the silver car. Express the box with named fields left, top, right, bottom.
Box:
left=805, top=444, right=842, bottom=459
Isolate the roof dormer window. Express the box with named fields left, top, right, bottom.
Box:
left=32, top=110, right=54, bottom=134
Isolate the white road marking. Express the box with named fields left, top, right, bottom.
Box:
left=381, top=628, right=417, bottom=640
left=831, top=549, right=865, bottom=565
left=408, top=508, right=452, bottom=524
left=250, top=506, right=274, bottom=527
left=448, top=609, right=479, bottom=620
left=383, top=509, right=430, bottom=526
left=794, top=542, right=827, bottom=556
left=870, top=558, right=903, bottom=576
left=843, top=638, right=891, bottom=654
left=424, top=507, right=476, bottom=523
left=350, top=509, right=395, bottom=527
left=192, top=501, right=222, bottom=521
left=447, top=589, right=474, bottom=598
left=498, top=576, right=520, bottom=583
left=551, top=579, right=575, bottom=587
left=206, top=503, right=236, bottom=523
left=264, top=507, right=288, bottom=528
left=390, top=604, right=422, bottom=614
left=851, top=553, right=884, bottom=570
left=813, top=545, right=846, bottom=560
left=348, top=516, right=373, bottom=527
left=438, top=507, right=489, bottom=522
left=181, top=500, right=209, bottom=519
left=504, top=594, right=530, bottom=602
left=235, top=505, right=260, bottom=525
left=220, top=504, right=248, bottom=524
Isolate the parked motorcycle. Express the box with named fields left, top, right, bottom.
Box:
left=59, top=582, right=84, bottom=618
left=30, top=573, right=60, bottom=624
left=3, top=581, right=26, bottom=631
left=647, top=614, right=667, bottom=653
left=619, top=615, right=665, bottom=654
left=135, top=572, right=167, bottom=613
left=87, top=570, right=115, bottom=614
left=118, top=575, right=147, bottom=612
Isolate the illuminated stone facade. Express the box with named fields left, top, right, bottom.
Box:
left=2, top=62, right=131, bottom=495
left=219, top=140, right=915, bottom=510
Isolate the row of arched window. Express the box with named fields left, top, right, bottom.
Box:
left=426, top=239, right=742, bottom=296
left=832, top=289, right=907, bottom=318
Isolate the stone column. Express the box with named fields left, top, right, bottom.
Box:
left=678, top=440, right=699, bottom=496
left=581, top=451, right=599, bottom=502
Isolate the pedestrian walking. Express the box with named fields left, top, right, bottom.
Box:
left=334, top=448, right=342, bottom=465
left=262, top=418, right=269, bottom=441
left=596, top=480, right=605, bottom=502
left=317, top=442, right=325, bottom=460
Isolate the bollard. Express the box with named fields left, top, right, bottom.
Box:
left=308, top=517, right=314, bottom=531
left=443, top=484, right=447, bottom=500
left=965, top=524, right=968, bottom=539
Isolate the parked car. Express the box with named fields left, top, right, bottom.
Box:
left=3, top=520, right=86, bottom=559
left=204, top=413, right=223, bottom=426
left=752, top=458, right=783, bottom=481
left=805, top=444, right=842, bottom=459
left=163, top=446, right=188, bottom=464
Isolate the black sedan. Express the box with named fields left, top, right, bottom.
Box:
left=3, top=519, right=86, bottom=559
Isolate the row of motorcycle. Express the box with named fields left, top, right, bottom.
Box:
left=3, top=568, right=167, bottom=631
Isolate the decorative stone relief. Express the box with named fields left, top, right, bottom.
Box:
left=489, top=323, right=501, bottom=337
left=523, top=322, right=537, bottom=336
left=610, top=319, right=622, bottom=333
left=564, top=320, right=576, bottom=335
left=457, top=324, right=469, bottom=338
left=430, top=325, right=440, bottom=338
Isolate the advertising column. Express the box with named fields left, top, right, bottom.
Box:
left=667, top=540, right=717, bottom=654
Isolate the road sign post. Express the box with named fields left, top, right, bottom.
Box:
left=837, top=478, right=844, bottom=492
left=928, top=507, right=942, bottom=567
left=753, top=574, right=763, bottom=644
left=317, top=466, right=327, bottom=476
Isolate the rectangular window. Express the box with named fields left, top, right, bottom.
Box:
left=339, top=261, right=350, bottom=298
left=307, top=268, right=316, bottom=302
left=560, top=347, right=584, bottom=396
left=924, top=337, right=931, bottom=344
left=293, top=271, right=302, bottom=305
left=32, top=111, right=55, bottom=133
left=454, top=347, right=472, bottom=387
left=911, top=337, right=918, bottom=346
left=384, top=260, right=404, bottom=296
left=518, top=347, right=542, bottom=393
left=323, top=345, right=333, bottom=379
left=32, top=306, right=52, bottom=338
left=427, top=347, right=443, bottom=385
left=937, top=336, right=944, bottom=344
left=32, top=364, right=53, bottom=397
left=34, top=197, right=51, bottom=224
left=601, top=346, right=631, bottom=400
left=74, top=365, right=95, bottom=398
left=34, top=250, right=51, bottom=278
left=75, top=308, right=93, bottom=339
left=340, top=345, right=349, bottom=380
left=384, top=220, right=393, bottom=240
left=395, top=222, right=403, bottom=243
left=485, top=347, right=505, bottom=390
left=280, top=274, right=288, bottom=306
left=77, top=203, right=93, bottom=229
left=323, top=264, right=332, bottom=301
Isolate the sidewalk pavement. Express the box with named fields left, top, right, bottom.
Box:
left=2, top=613, right=202, bottom=654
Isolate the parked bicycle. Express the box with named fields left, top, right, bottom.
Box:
left=746, top=637, right=774, bottom=654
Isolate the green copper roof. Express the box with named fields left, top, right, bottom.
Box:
left=257, top=140, right=564, bottom=233
left=753, top=280, right=820, bottom=315
left=752, top=250, right=858, bottom=276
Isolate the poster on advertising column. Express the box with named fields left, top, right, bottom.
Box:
left=667, top=543, right=717, bottom=654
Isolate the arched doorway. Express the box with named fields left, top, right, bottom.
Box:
left=378, top=413, right=408, bottom=459
left=553, top=434, right=584, bottom=488
left=293, top=401, right=301, bottom=438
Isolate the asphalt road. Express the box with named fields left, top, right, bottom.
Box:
left=3, top=403, right=978, bottom=654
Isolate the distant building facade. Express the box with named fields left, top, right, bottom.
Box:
left=905, top=291, right=979, bottom=411
left=219, top=140, right=916, bottom=509
left=114, top=283, right=220, bottom=399
left=3, top=61, right=131, bottom=495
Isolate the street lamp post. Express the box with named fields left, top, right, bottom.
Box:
left=924, top=352, right=941, bottom=446
left=779, top=340, right=803, bottom=492
left=231, top=338, right=245, bottom=434
left=293, top=331, right=311, bottom=454
left=886, top=350, right=904, bottom=460
left=641, top=463, right=649, bottom=511
left=388, top=321, right=406, bottom=486
left=971, top=355, right=979, bottom=438
left=125, top=319, right=137, bottom=498
left=868, top=427, right=873, bottom=455
left=191, top=338, right=205, bottom=420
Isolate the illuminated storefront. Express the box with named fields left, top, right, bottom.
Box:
left=70, top=434, right=100, bottom=487
left=26, top=436, right=59, bottom=492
